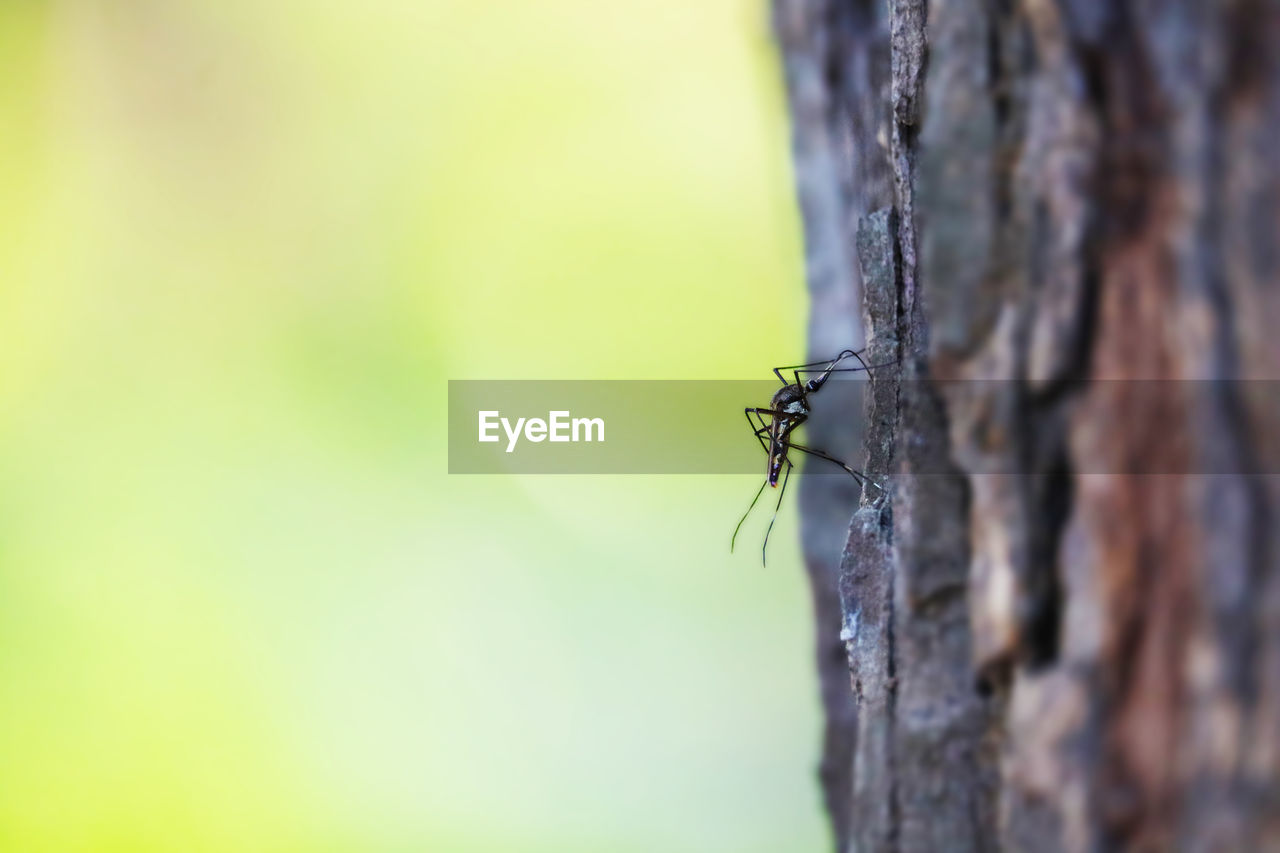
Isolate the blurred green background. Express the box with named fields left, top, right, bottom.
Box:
left=0, top=1, right=824, bottom=850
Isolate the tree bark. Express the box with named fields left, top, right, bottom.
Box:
left=777, top=0, right=1280, bottom=849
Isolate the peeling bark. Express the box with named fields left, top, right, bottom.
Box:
left=776, top=0, right=1280, bottom=849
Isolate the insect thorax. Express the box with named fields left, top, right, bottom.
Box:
left=771, top=385, right=809, bottom=416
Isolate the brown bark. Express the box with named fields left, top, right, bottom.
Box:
left=778, top=0, right=1280, bottom=849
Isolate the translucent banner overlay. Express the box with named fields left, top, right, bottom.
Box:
left=447, top=380, right=1280, bottom=474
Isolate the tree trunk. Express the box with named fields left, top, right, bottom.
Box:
left=777, top=0, right=1280, bottom=849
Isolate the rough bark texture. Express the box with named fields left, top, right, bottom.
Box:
left=777, top=0, right=1280, bottom=849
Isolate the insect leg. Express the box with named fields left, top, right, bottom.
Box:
left=747, top=407, right=790, bottom=439
left=792, top=362, right=898, bottom=376
left=772, top=352, right=859, bottom=370
left=749, top=405, right=870, bottom=488
left=746, top=407, right=790, bottom=424
left=771, top=350, right=865, bottom=384
left=748, top=406, right=802, bottom=487
left=787, top=441, right=886, bottom=495
left=736, top=407, right=799, bottom=557
left=743, top=407, right=773, bottom=454
left=733, top=408, right=784, bottom=553
left=731, top=478, right=768, bottom=554
left=747, top=407, right=798, bottom=452
left=784, top=350, right=901, bottom=384
left=761, top=460, right=793, bottom=567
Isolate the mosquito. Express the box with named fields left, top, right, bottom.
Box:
left=731, top=348, right=887, bottom=566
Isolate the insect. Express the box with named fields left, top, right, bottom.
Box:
left=732, top=349, right=887, bottom=566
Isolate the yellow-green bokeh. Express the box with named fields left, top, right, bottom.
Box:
left=0, top=1, right=822, bottom=850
